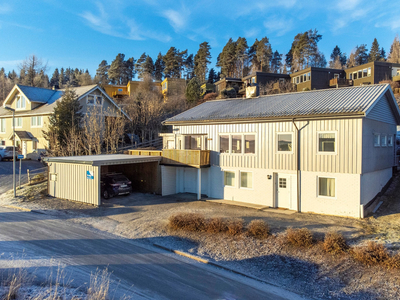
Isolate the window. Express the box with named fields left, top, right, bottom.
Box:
left=0, top=118, right=5, bottom=133
left=307, top=72, right=311, bottom=81
left=87, top=95, right=95, bottom=105
left=232, top=135, right=241, bottom=153
left=32, top=141, right=37, bottom=150
left=88, top=95, right=102, bottom=106
left=303, top=74, right=307, bottom=82
left=184, top=135, right=202, bottom=150
left=118, top=88, right=123, bottom=92
left=318, top=132, right=336, bottom=152
left=96, top=96, right=103, bottom=105
left=381, top=134, right=387, bottom=147
left=279, top=178, right=287, bottom=188
left=300, top=75, right=303, bottom=83
left=15, top=95, right=26, bottom=109
left=293, top=78, right=296, bottom=84
left=349, top=73, right=353, bottom=80
left=277, top=133, right=292, bottom=152
left=334, top=73, right=339, bottom=79
left=388, top=135, right=393, bottom=147
left=353, top=72, right=357, bottom=80
left=220, top=135, right=229, bottom=153
left=358, top=70, right=362, bottom=79
left=31, top=116, right=42, bottom=127
left=363, top=69, right=368, bottom=78
left=252, top=77, right=255, bottom=83
left=296, top=77, right=299, bottom=84
left=0, top=140, right=5, bottom=146
left=374, top=133, right=380, bottom=147
left=244, top=135, right=255, bottom=154
left=240, top=172, right=252, bottom=189
left=14, top=117, right=22, bottom=128
left=319, top=177, right=335, bottom=197
left=368, top=67, right=372, bottom=77
left=224, top=171, right=235, bottom=187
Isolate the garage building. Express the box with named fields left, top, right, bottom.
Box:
left=45, top=154, right=162, bottom=205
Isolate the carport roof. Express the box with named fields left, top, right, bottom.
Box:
left=44, top=154, right=161, bottom=166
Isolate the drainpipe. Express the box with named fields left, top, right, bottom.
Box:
left=292, top=119, right=300, bottom=212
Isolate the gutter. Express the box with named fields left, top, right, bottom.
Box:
left=292, top=119, right=301, bottom=213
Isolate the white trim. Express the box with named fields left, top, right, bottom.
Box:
left=317, top=131, right=337, bottom=155
left=239, top=171, right=253, bottom=189
left=317, top=176, right=337, bottom=199
left=223, top=170, right=236, bottom=188
left=276, top=132, right=294, bottom=153
left=31, top=116, right=43, bottom=128
left=0, top=118, right=5, bottom=133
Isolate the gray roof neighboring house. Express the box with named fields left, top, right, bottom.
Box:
left=164, top=84, right=400, bottom=125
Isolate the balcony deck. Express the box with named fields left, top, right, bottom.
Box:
left=128, top=149, right=210, bottom=168
left=329, top=78, right=353, bottom=87
left=393, top=74, right=400, bottom=82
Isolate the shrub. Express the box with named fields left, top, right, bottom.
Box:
left=227, top=218, right=244, bottom=236
left=286, top=227, right=313, bottom=248
left=386, top=253, right=400, bottom=269
left=168, top=213, right=206, bottom=232
left=323, top=232, right=349, bottom=255
left=221, top=87, right=237, bottom=98
left=247, top=219, right=270, bottom=239
left=351, top=241, right=391, bottom=266
left=203, top=92, right=218, bottom=101
left=206, top=217, right=228, bottom=233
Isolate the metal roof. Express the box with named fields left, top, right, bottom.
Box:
left=44, top=154, right=161, bottom=166
left=17, top=85, right=57, bottom=103
left=164, top=84, right=395, bottom=124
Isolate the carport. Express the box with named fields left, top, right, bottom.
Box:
left=45, top=154, right=162, bottom=206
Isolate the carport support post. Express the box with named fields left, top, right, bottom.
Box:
left=197, top=168, right=201, bottom=200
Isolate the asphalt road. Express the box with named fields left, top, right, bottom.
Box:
left=0, top=160, right=44, bottom=194
left=0, top=207, right=305, bottom=300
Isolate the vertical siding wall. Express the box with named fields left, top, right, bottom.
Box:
left=175, top=118, right=363, bottom=174
left=49, top=163, right=100, bottom=205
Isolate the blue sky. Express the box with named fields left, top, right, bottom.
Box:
left=0, top=0, right=399, bottom=77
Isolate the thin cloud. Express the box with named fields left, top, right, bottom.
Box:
left=162, top=7, right=189, bottom=32
left=264, top=17, right=294, bottom=37
left=0, top=3, right=12, bottom=14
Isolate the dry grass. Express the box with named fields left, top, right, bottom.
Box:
left=247, top=220, right=270, bottom=239
left=169, top=213, right=206, bottom=232
left=285, top=227, right=313, bottom=248
left=351, top=241, right=391, bottom=267
left=4, top=268, right=31, bottom=300
left=206, top=217, right=228, bottom=233
left=227, top=218, right=244, bottom=236
left=323, top=232, right=349, bottom=255
left=87, top=268, right=111, bottom=300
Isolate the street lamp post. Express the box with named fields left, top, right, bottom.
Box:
left=4, top=106, right=16, bottom=198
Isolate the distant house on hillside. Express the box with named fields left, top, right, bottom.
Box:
left=290, top=67, right=345, bottom=91
left=102, top=80, right=162, bottom=100
left=344, top=61, right=400, bottom=86
left=159, top=84, right=400, bottom=218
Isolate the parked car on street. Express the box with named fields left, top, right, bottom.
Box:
left=0, top=146, right=22, bottom=161
left=101, top=173, right=132, bottom=199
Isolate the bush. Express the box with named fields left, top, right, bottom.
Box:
left=386, top=253, right=400, bottom=269
left=286, top=227, right=313, bottom=247
left=351, top=241, right=390, bottom=266
left=247, top=220, right=270, bottom=239
left=203, top=92, right=218, bottom=101
left=168, top=213, right=206, bottom=232
left=221, top=87, right=236, bottom=98
left=227, top=218, right=244, bottom=236
left=323, top=232, right=349, bottom=255
left=206, top=217, right=228, bottom=233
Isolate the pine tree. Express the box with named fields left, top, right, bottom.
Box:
left=256, top=37, right=272, bottom=73
left=108, top=53, right=126, bottom=84
left=59, top=68, right=65, bottom=88
left=154, top=52, right=165, bottom=81
left=185, top=77, right=201, bottom=103
left=143, top=56, right=155, bottom=77
left=216, top=38, right=237, bottom=77
left=95, top=60, right=109, bottom=85
left=163, top=47, right=185, bottom=78
left=329, top=46, right=346, bottom=68
left=123, top=57, right=135, bottom=84
left=184, top=54, right=194, bottom=80
left=388, top=36, right=400, bottom=63
left=19, top=55, right=47, bottom=87
left=380, top=48, right=386, bottom=61
left=287, top=29, right=322, bottom=71
left=135, top=53, right=147, bottom=79
left=194, top=41, right=212, bottom=83
left=50, top=68, right=59, bottom=88
left=207, top=68, right=217, bottom=84
left=368, top=38, right=381, bottom=62
left=270, top=51, right=282, bottom=73
left=354, top=44, right=369, bottom=65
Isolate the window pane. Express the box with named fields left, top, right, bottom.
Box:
left=307, top=73, right=311, bottom=81
left=232, top=135, right=241, bottom=153
left=374, top=134, right=380, bottom=146
left=240, top=172, right=252, bottom=188
left=22, top=96, right=25, bottom=108
left=381, top=135, right=387, bottom=147
left=190, top=136, right=201, bottom=150
left=38, top=116, right=42, bottom=126
left=220, top=135, right=229, bottom=153
left=31, top=117, right=36, bottom=126
left=358, top=70, right=362, bottom=78
left=224, top=171, right=235, bottom=186
left=319, top=177, right=335, bottom=197
left=300, top=75, right=303, bottom=83
left=318, top=133, right=335, bottom=152
left=88, top=95, right=94, bottom=104
left=388, top=135, right=393, bottom=146
left=363, top=69, right=367, bottom=77
left=245, top=135, right=255, bottom=153
left=353, top=72, right=357, bottom=80
left=184, top=136, right=191, bottom=149
left=278, top=134, right=292, bottom=151
left=368, top=67, right=371, bottom=76
left=96, top=96, right=102, bottom=105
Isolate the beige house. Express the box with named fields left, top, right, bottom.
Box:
left=160, top=84, right=400, bottom=218
left=0, top=84, right=129, bottom=159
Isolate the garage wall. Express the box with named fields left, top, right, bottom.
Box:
left=48, top=163, right=100, bottom=205
left=161, top=166, right=176, bottom=196
left=103, top=162, right=161, bottom=194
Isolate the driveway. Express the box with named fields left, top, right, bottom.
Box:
left=0, top=160, right=44, bottom=194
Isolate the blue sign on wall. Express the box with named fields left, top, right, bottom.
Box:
left=86, top=170, right=94, bottom=180
left=17, top=155, right=24, bottom=159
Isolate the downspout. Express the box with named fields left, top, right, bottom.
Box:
left=292, top=119, right=300, bottom=212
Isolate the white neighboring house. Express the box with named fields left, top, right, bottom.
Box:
left=0, top=84, right=130, bottom=160
left=160, top=84, right=400, bottom=218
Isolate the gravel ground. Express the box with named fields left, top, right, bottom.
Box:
left=1, top=179, right=400, bottom=300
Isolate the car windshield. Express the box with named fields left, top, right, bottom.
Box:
left=112, top=175, right=129, bottom=182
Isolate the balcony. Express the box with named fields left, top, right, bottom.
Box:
left=128, top=149, right=210, bottom=168
left=329, top=78, right=353, bottom=87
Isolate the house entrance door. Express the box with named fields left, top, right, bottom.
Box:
left=275, top=174, right=293, bottom=209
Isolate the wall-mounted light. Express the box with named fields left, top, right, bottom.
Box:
left=267, top=175, right=272, bottom=180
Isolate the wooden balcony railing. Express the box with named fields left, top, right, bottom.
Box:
left=128, top=149, right=210, bottom=168
left=329, top=78, right=353, bottom=87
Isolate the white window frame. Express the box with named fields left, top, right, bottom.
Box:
left=388, top=135, right=393, bottom=147
left=15, top=95, right=26, bottom=110
left=363, top=69, right=368, bottom=78
left=374, top=133, right=380, bottom=147
left=276, top=132, right=294, bottom=153
left=239, top=171, right=253, bottom=190
left=244, top=134, right=256, bottom=155
left=317, top=176, right=336, bottom=199
left=381, top=134, right=387, bottom=147
left=223, top=170, right=236, bottom=188
left=0, top=118, right=5, bottom=133
left=219, top=133, right=257, bottom=155
left=31, top=116, right=43, bottom=128
left=87, top=94, right=103, bottom=106
left=14, top=117, right=23, bottom=128
left=368, top=67, right=372, bottom=77
left=219, top=134, right=230, bottom=154
left=317, top=131, right=337, bottom=155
